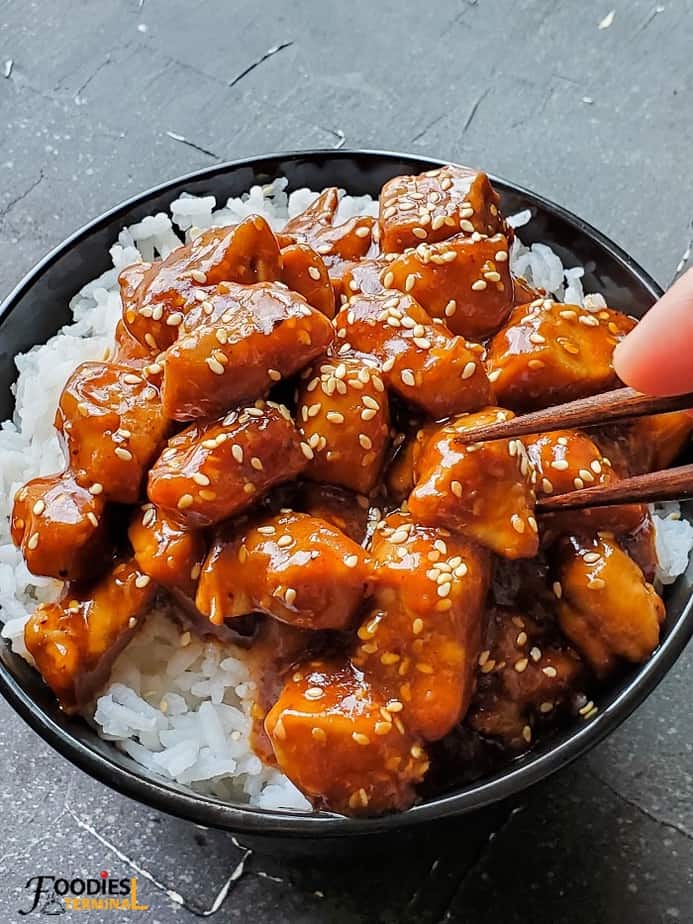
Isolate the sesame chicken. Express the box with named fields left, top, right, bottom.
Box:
left=335, top=292, right=492, bottom=418
left=554, top=534, right=665, bottom=677
left=296, top=352, right=390, bottom=494
left=148, top=402, right=308, bottom=528
left=353, top=511, right=492, bottom=741
left=12, top=163, right=686, bottom=818
left=385, top=233, right=513, bottom=340
left=279, top=243, right=336, bottom=318
left=11, top=472, right=110, bottom=581
left=265, top=659, right=429, bottom=815
left=378, top=164, right=507, bottom=253
left=467, top=607, right=584, bottom=749
left=196, top=510, right=370, bottom=629
left=160, top=281, right=334, bottom=420
left=486, top=298, right=635, bottom=411
left=128, top=504, right=206, bottom=597
left=408, top=408, right=539, bottom=559
left=281, top=188, right=376, bottom=297
left=120, top=216, right=282, bottom=350
left=24, top=558, right=156, bottom=712
left=56, top=361, right=170, bottom=504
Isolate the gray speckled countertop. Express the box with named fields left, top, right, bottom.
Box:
left=1, top=1, right=692, bottom=920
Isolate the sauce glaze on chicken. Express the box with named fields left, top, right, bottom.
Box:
left=13, top=164, right=689, bottom=816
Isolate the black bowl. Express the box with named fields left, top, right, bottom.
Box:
left=1, top=149, right=692, bottom=844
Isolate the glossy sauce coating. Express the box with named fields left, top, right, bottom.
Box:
left=295, top=482, right=370, bottom=544
left=335, top=292, right=492, bottom=418
left=148, top=402, right=308, bottom=528
left=384, top=233, right=513, bottom=340
left=24, top=558, right=156, bottom=712
left=196, top=510, right=370, bottom=629
left=554, top=534, right=665, bottom=677
left=353, top=511, right=492, bottom=741
left=129, top=503, right=206, bottom=597
left=56, top=361, right=169, bottom=504
left=161, top=281, right=334, bottom=420
left=487, top=298, right=635, bottom=411
left=408, top=408, right=539, bottom=559
left=296, top=352, right=390, bottom=494
left=280, top=243, right=336, bottom=318
left=265, top=659, right=429, bottom=816
left=120, top=217, right=282, bottom=350
left=11, top=472, right=110, bottom=581
left=378, top=164, right=506, bottom=253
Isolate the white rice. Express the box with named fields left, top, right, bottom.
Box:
left=0, top=179, right=690, bottom=809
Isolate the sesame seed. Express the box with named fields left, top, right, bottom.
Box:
left=268, top=368, right=282, bottom=382
left=583, top=551, right=601, bottom=564
left=552, top=581, right=563, bottom=599
left=400, top=369, right=416, bottom=387
left=542, top=478, right=554, bottom=494
left=304, top=686, right=324, bottom=700
left=300, top=442, right=314, bottom=460
left=542, top=666, right=558, bottom=678
left=344, top=554, right=359, bottom=569
left=358, top=434, right=373, bottom=450
left=495, top=251, right=508, bottom=262
left=312, top=726, right=327, bottom=741
left=258, top=526, right=276, bottom=535
left=135, top=574, right=151, bottom=589
left=488, top=369, right=502, bottom=382
left=389, top=528, right=409, bottom=545
left=27, top=532, right=39, bottom=550
left=522, top=725, right=532, bottom=743
left=484, top=271, right=502, bottom=283
left=437, top=582, right=451, bottom=598
left=123, top=373, right=141, bottom=385
left=361, top=408, right=377, bottom=421
left=591, top=460, right=602, bottom=474
left=352, top=732, right=370, bottom=746
left=529, top=332, right=546, bottom=345
left=326, top=411, right=345, bottom=424
left=307, top=265, right=321, bottom=280
left=511, top=514, right=525, bottom=534
left=89, top=483, right=103, bottom=495
left=177, top=494, right=194, bottom=510
left=250, top=456, right=264, bottom=471
left=480, top=659, right=496, bottom=674
left=471, top=279, right=487, bottom=291
left=32, top=499, right=46, bottom=516
left=191, top=472, right=210, bottom=486
left=206, top=357, right=225, bottom=375
left=231, top=444, right=244, bottom=464
left=450, top=480, right=463, bottom=498
left=462, top=361, right=477, bottom=380
left=560, top=340, right=580, bottom=355
left=578, top=700, right=595, bottom=716
left=551, top=459, right=569, bottom=471
left=284, top=587, right=297, bottom=606
left=530, top=646, right=542, bottom=662
left=277, top=535, right=293, bottom=548
left=382, top=271, right=395, bottom=288
left=87, top=512, right=99, bottom=528
left=516, top=631, right=528, bottom=646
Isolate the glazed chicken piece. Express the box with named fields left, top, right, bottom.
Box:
left=296, top=352, right=390, bottom=494
left=342, top=257, right=389, bottom=298
left=265, top=658, right=429, bottom=815
left=408, top=408, right=539, bottom=559
left=335, top=292, right=492, bottom=418
left=467, top=607, right=584, bottom=749
left=487, top=298, right=635, bottom=411
left=196, top=510, right=370, bottom=629
left=110, top=320, right=158, bottom=369
left=24, top=558, right=156, bottom=712
left=353, top=511, right=492, bottom=741
left=554, top=534, right=665, bottom=677
left=596, top=412, right=693, bottom=477
left=378, top=164, right=506, bottom=253
left=160, top=281, right=334, bottom=420
left=56, top=361, right=169, bottom=504
left=11, top=472, right=110, bottom=581
left=128, top=503, right=206, bottom=597
left=525, top=429, right=646, bottom=535
left=281, top=189, right=376, bottom=297
left=120, top=216, right=282, bottom=350
left=148, top=402, right=308, bottom=528
left=280, top=243, right=335, bottom=318
left=384, top=233, right=513, bottom=340
left=295, top=482, right=370, bottom=544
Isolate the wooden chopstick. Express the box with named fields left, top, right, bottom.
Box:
left=537, top=463, right=693, bottom=512
left=454, top=387, right=693, bottom=444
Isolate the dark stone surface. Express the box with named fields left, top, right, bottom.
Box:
left=0, top=0, right=691, bottom=920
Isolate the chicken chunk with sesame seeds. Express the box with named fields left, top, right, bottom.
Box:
left=196, top=510, right=370, bottom=629
left=281, top=188, right=376, bottom=297
left=11, top=472, right=111, bottom=581
left=385, top=233, right=513, bottom=340
left=109, top=320, right=158, bottom=369
left=128, top=504, right=206, bottom=597
left=335, top=292, right=492, bottom=419
left=265, top=659, right=429, bottom=815
left=296, top=353, right=390, bottom=494
left=148, top=402, right=307, bottom=528
left=341, top=257, right=389, bottom=298
left=467, top=607, right=584, bottom=749
left=596, top=411, right=693, bottom=478
left=353, top=512, right=492, bottom=741
left=408, top=408, right=539, bottom=559
left=56, top=362, right=170, bottom=504
left=553, top=535, right=665, bottom=678
left=160, top=281, right=334, bottom=421
left=525, top=429, right=646, bottom=535
left=120, top=216, right=282, bottom=350
left=279, top=243, right=336, bottom=318
left=378, top=164, right=507, bottom=253
left=24, top=558, right=156, bottom=712
left=486, top=299, right=636, bottom=412
left=295, top=482, right=371, bottom=544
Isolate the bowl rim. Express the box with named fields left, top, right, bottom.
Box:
left=1, top=147, right=690, bottom=839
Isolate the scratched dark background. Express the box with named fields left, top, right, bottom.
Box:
left=1, top=0, right=692, bottom=921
